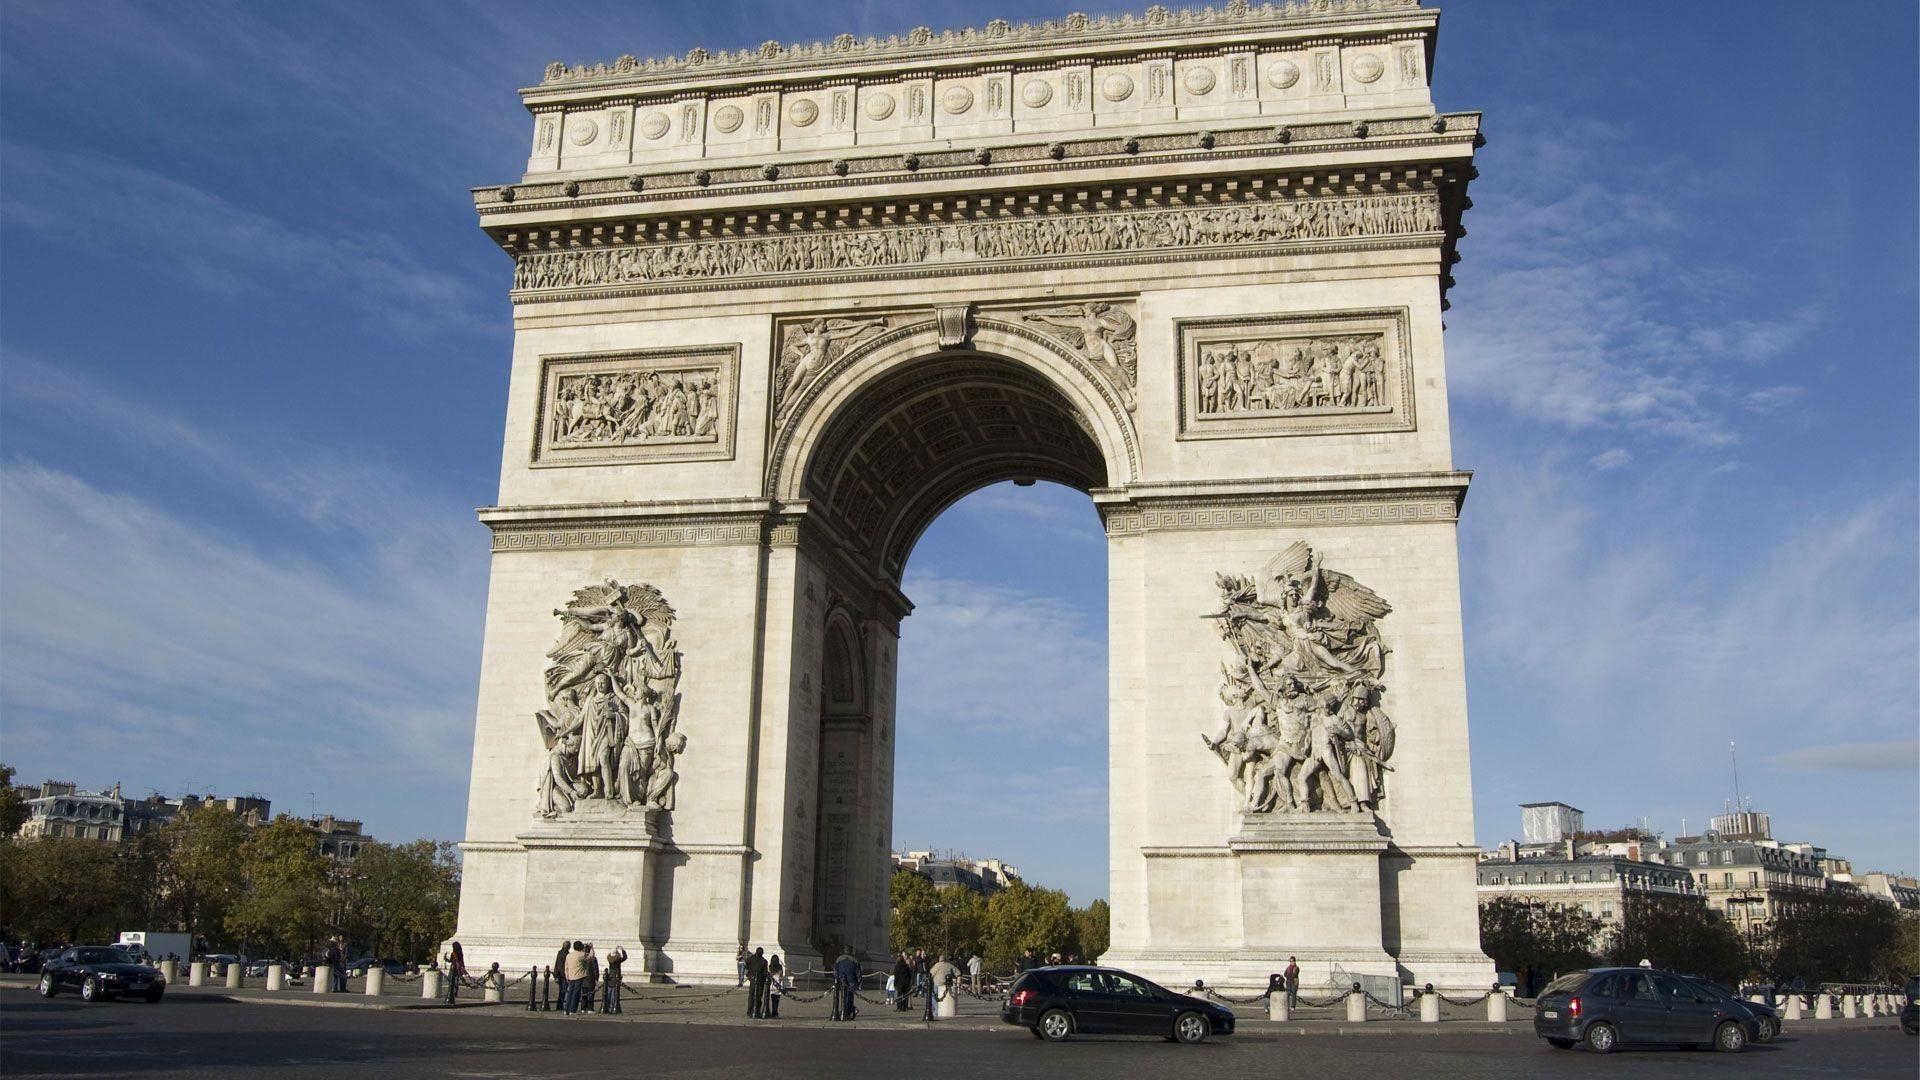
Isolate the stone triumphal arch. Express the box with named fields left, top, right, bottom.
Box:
left=455, top=0, right=1493, bottom=990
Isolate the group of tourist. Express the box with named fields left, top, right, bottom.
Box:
left=554, top=939, right=629, bottom=1014
left=734, top=945, right=786, bottom=1018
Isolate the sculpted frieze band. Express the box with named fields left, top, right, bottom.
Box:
left=511, top=192, right=1441, bottom=294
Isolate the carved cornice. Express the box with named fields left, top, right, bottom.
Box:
left=1099, top=471, right=1469, bottom=535
left=479, top=499, right=778, bottom=552
left=532, top=2, right=1426, bottom=93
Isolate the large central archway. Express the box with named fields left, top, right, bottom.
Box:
left=455, top=2, right=1494, bottom=992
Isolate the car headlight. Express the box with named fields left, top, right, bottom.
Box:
left=99, top=973, right=121, bottom=981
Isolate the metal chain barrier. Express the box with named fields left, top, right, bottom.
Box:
left=1203, top=986, right=1273, bottom=1005
left=1432, top=989, right=1494, bottom=1006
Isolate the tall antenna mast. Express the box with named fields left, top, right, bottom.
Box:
left=1729, top=741, right=1741, bottom=812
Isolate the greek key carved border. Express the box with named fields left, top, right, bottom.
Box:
left=1103, top=494, right=1458, bottom=536
left=490, top=515, right=769, bottom=552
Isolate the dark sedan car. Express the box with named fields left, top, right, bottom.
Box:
left=1676, top=975, right=1779, bottom=1042
left=1534, top=967, right=1757, bottom=1053
left=37, top=946, right=166, bottom=1003
left=1002, top=965, right=1235, bottom=1043
left=1901, top=976, right=1917, bottom=1036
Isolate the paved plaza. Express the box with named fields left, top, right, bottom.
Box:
left=3, top=979, right=1911, bottom=1079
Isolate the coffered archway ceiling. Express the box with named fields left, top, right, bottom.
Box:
left=802, top=353, right=1106, bottom=581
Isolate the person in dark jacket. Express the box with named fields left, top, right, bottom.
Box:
left=603, top=946, right=627, bottom=1014
left=892, top=953, right=914, bottom=1011
left=444, top=941, right=467, bottom=1005
left=744, top=947, right=769, bottom=1018
left=554, top=941, right=572, bottom=1012
left=833, top=948, right=860, bottom=1020
left=767, top=953, right=784, bottom=1018
left=580, top=944, right=599, bottom=1013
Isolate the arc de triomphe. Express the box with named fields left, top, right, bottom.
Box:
left=455, top=0, right=1493, bottom=990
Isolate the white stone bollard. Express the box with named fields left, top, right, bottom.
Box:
left=1268, top=994, right=1291, bottom=1022
left=1487, top=990, right=1508, bottom=1022
left=1865, top=995, right=1879, bottom=1017
left=422, top=969, right=443, bottom=1000
left=365, top=968, right=385, bottom=996
left=1841, top=994, right=1857, bottom=1017
left=483, top=972, right=504, bottom=1004
left=225, top=964, right=244, bottom=989
left=1785, top=994, right=1802, bottom=1021
left=1815, top=993, right=1833, bottom=1020
left=266, top=963, right=285, bottom=991
left=159, top=959, right=178, bottom=985
left=313, top=965, right=333, bottom=994
left=188, top=962, right=208, bottom=987
left=1345, top=986, right=1367, bottom=1023
left=934, top=986, right=957, bottom=1019
left=1419, top=990, right=1440, bottom=1023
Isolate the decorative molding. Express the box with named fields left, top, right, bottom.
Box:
left=1102, top=493, right=1459, bottom=535
left=510, top=191, right=1441, bottom=298
left=1177, top=308, right=1414, bottom=440
left=535, top=2, right=1423, bottom=90
left=532, top=346, right=739, bottom=467
left=490, top=516, right=770, bottom=552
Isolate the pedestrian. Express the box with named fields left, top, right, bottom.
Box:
left=892, top=953, right=913, bottom=1012
left=885, top=970, right=896, bottom=1005
left=323, top=938, right=344, bottom=992
left=744, top=946, right=769, bottom=1018
left=603, top=945, right=627, bottom=1014
left=834, top=947, right=860, bottom=1021
left=1284, top=956, right=1300, bottom=1008
left=444, top=941, right=467, bottom=1005
left=735, top=944, right=748, bottom=987
left=1018, top=949, right=1034, bottom=973
left=581, top=943, right=599, bottom=1013
left=563, top=941, right=589, bottom=1014
left=930, top=954, right=959, bottom=1013
left=767, top=953, right=784, bottom=1018
left=913, top=949, right=931, bottom=1005
left=553, top=940, right=572, bottom=1013
left=967, top=953, right=983, bottom=992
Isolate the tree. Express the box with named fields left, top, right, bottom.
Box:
left=226, top=815, right=332, bottom=960
left=1479, top=897, right=1600, bottom=984
left=342, top=840, right=459, bottom=963
left=890, top=869, right=941, bottom=955
left=0, top=838, right=143, bottom=944
left=1873, top=911, right=1920, bottom=985
left=888, top=870, right=990, bottom=960
left=983, top=881, right=1078, bottom=969
left=0, top=764, right=28, bottom=838
left=142, top=803, right=246, bottom=950
left=1074, top=899, right=1111, bottom=962
left=1754, top=891, right=1904, bottom=987
left=1607, top=894, right=1745, bottom=985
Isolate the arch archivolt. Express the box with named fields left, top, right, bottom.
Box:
left=766, top=307, right=1141, bottom=511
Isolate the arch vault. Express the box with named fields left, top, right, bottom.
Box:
left=456, top=1, right=1494, bottom=990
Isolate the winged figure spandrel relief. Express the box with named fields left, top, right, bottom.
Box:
left=774, top=317, right=888, bottom=421
left=535, top=581, right=686, bottom=818
left=1021, top=302, right=1139, bottom=410
left=1203, top=542, right=1397, bottom=815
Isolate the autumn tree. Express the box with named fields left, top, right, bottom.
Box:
left=983, top=880, right=1078, bottom=969
left=141, top=803, right=246, bottom=950
left=226, top=815, right=332, bottom=959
left=1479, top=897, right=1600, bottom=984
left=0, top=764, right=28, bottom=837
left=1753, top=891, right=1905, bottom=987
left=340, top=840, right=460, bottom=963
left=1074, top=898, right=1111, bottom=962
left=0, top=838, right=143, bottom=944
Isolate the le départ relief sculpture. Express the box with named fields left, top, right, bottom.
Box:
left=1204, top=542, right=1397, bottom=815
left=535, top=580, right=686, bottom=818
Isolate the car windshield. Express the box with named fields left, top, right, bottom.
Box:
left=70, top=948, right=125, bottom=964
left=1542, top=972, right=1589, bottom=995
left=1682, top=978, right=1734, bottom=1001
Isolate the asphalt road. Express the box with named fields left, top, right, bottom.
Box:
left=2, top=995, right=1914, bottom=1079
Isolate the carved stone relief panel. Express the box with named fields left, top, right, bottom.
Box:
left=533, top=345, right=739, bottom=466
left=1176, top=308, right=1413, bottom=440
left=535, top=580, right=685, bottom=818
left=1204, top=543, right=1395, bottom=815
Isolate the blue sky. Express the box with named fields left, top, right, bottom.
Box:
left=2, top=2, right=1913, bottom=906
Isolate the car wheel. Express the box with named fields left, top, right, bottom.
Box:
left=144, top=990, right=164, bottom=1004
left=81, top=976, right=100, bottom=1002
left=1174, top=1011, right=1209, bottom=1044
left=1714, top=1021, right=1746, bottom=1053
left=1584, top=1021, right=1619, bottom=1054
left=1546, top=1037, right=1575, bottom=1050
left=1037, top=1008, right=1073, bottom=1041
left=1756, top=1017, right=1776, bottom=1042
left=37, top=973, right=55, bottom=998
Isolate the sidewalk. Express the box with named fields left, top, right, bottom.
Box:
left=2, top=975, right=1901, bottom=1037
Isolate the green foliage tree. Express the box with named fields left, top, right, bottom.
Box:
left=1753, top=891, right=1905, bottom=987
left=1074, top=898, right=1111, bottom=962
left=0, top=764, right=29, bottom=837
left=1479, top=897, right=1601, bottom=984
left=983, top=880, right=1078, bottom=969
left=889, top=869, right=941, bottom=955
left=0, top=838, right=143, bottom=944
left=226, top=815, right=332, bottom=960
left=341, top=840, right=460, bottom=963
left=1873, top=911, right=1920, bottom=985
left=1607, top=894, right=1746, bottom=985
left=141, top=803, right=246, bottom=950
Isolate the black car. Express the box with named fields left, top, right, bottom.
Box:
left=1001, top=965, right=1235, bottom=1043
left=1901, top=976, right=1917, bottom=1036
left=1677, top=974, right=1780, bottom=1042
left=37, top=946, right=166, bottom=1003
left=1534, top=967, right=1758, bottom=1053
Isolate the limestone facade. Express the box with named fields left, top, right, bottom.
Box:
left=454, top=0, right=1494, bottom=990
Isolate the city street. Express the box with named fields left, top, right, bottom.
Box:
left=2, top=993, right=1913, bottom=1080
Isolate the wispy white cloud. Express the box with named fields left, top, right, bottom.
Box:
left=1589, top=448, right=1632, bottom=471
left=1771, top=740, right=1920, bottom=774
